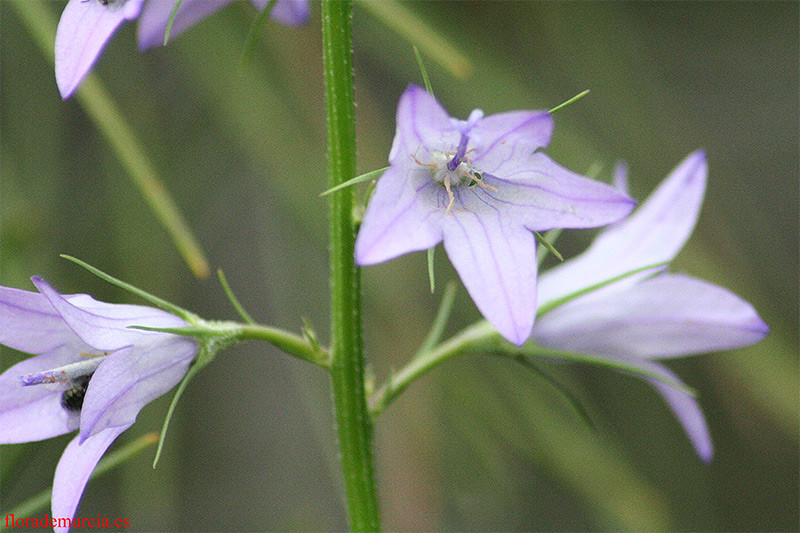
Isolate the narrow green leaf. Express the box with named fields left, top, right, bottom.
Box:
left=61, top=255, right=197, bottom=322
left=499, top=353, right=595, bottom=429
left=415, top=281, right=457, bottom=359
left=413, top=44, right=434, bottom=96
left=162, top=0, right=187, bottom=45
left=241, top=0, right=280, bottom=65
left=536, top=229, right=562, bottom=265
left=537, top=261, right=668, bottom=317
left=153, top=357, right=205, bottom=468
left=217, top=269, right=255, bottom=324
left=535, top=231, right=564, bottom=262
left=427, top=247, right=436, bottom=293
left=549, top=89, right=591, bottom=114
left=319, top=167, right=388, bottom=196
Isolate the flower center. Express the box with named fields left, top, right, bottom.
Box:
left=412, top=144, right=497, bottom=215
left=429, top=151, right=474, bottom=187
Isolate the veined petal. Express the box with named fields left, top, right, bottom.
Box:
left=52, top=425, right=130, bottom=532
left=32, top=277, right=188, bottom=352
left=596, top=355, right=712, bottom=462
left=443, top=209, right=537, bottom=345
left=138, top=0, right=231, bottom=50
left=389, top=85, right=460, bottom=164
left=252, top=0, right=310, bottom=26
left=354, top=165, right=444, bottom=265
left=534, top=274, right=768, bottom=359
left=477, top=152, right=635, bottom=231
left=470, top=111, right=553, bottom=170
left=0, top=347, right=82, bottom=443
left=79, top=336, right=197, bottom=440
left=0, top=285, right=76, bottom=354
left=538, top=151, right=707, bottom=307
left=643, top=362, right=713, bottom=462
left=55, top=0, right=145, bottom=99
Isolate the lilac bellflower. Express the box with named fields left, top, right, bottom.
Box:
left=55, top=0, right=310, bottom=99
left=0, top=277, right=198, bottom=528
left=355, top=85, right=636, bottom=345
left=533, top=151, right=769, bottom=461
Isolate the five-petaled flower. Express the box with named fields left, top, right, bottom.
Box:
left=355, top=85, right=636, bottom=345
left=55, top=0, right=310, bottom=99
left=533, top=151, right=769, bottom=461
left=0, top=277, right=198, bottom=530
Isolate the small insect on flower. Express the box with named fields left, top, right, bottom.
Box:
left=60, top=374, right=92, bottom=412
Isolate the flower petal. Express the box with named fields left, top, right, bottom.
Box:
left=389, top=85, right=460, bottom=164
left=534, top=274, right=768, bottom=359
left=32, top=277, right=188, bottom=352
left=0, top=285, right=75, bottom=354
left=470, top=111, right=553, bottom=170
left=354, top=165, right=444, bottom=265
left=55, top=0, right=145, bottom=99
left=538, top=151, right=707, bottom=307
left=79, top=336, right=197, bottom=440
left=137, top=0, right=231, bottom=50
left=477, top=153, right=635, bottom=231
left=52, top=425, right=130, bottom=532
left=594, top=355, right=713, bottom=462
left=443, top=209, right=537, bottom=345
left=0, top=347, right=82, bottom=443
left=642, top=362, right=713, bottom=462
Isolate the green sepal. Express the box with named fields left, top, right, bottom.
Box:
left=534, top=231, right=564, bottom=262
left=415, top=280, right=457, bottom=359
left=241, top=0, right=280, bottom=65
left=218, top=269, right=255, bottom=324
left=536, top=261, right=668, bottom=318
left=319, top=167, right=389, bottom=196
left=153, top=344, right=215, bottom=468
left=549, top=89, right=590, bottom=114
left=497, top=352, right=595, bottom=429
left=61, top=255, right=199, bottom=323
left=162, top=0, right=186, bottom=45
left=413, top=44, right=434, bottom=96
left=500, top=341, right=697, bottom=397
left=427, top=247, right=436, bottom=293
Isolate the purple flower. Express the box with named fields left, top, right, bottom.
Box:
left=533, top=151, right=769, bottom=461
left=355, top=85, right=635, bottom=346
left=0, top=277, right=198, bottom=528
left=55, top=0, right=310, bottom=99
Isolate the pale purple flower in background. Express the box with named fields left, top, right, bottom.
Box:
left=55, top=0, right=309, bottom=99
left=0, top=277, right=197, bottom=529
left=533, top=151, right=769, bottom=461
left=355, top=85, right=635, bottom=345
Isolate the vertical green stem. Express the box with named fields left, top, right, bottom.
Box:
left=321, top=1, right=380, bottom=530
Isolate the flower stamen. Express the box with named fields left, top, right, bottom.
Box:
left=20, top=355, right=107, bottom=386
left=411, top=150, right=496, bottom=215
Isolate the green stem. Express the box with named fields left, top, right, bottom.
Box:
left=237, top=324, right=329, bottom=367
left=370, top=321, right=501, bottom=418
left=321, top=1, right=380, bottom=531
left=369, top=319, right=696, bottom=418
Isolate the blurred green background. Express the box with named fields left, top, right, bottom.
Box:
left=1, top=1, right=797, bottom=530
